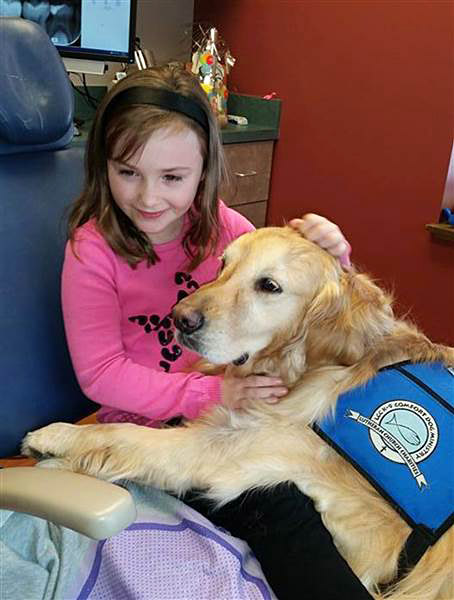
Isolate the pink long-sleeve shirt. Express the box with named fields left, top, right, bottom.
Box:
left=61, top=202, right=254, bottom=425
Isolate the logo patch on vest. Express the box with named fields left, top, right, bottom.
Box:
left=347, top=400, right=439, bottom=488
left=313, top=361, right=454, bottom=542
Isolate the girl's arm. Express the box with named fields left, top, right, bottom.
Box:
left=61, top=237, right=223, bottom=423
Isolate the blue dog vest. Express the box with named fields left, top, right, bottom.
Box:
left=314, top=362, right=453, bottom=569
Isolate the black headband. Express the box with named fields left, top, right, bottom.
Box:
left=105, top=87, right=210, bottom=133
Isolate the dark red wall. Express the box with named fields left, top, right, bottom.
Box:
left=195, top=0, right=454, bottom=344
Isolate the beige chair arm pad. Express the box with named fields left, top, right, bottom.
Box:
left=0, top=467, right=136, bottom=539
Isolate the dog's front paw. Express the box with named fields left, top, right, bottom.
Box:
left=22, top=422, right=79, bottom=458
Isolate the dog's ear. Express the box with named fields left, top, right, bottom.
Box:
left=304, top=271, right=395, bottom=366
left=340, top=273, right=395, bottom=358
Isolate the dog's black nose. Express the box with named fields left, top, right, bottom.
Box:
left=174, top=310, right=205, bottom=335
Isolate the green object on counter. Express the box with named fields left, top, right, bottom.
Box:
left=223, top=93, right=281, bottom=144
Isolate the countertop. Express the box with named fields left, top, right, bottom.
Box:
left=73, top=88, right=281, bottom=146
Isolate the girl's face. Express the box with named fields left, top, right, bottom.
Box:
left=107, top=126, right=204, bottom=244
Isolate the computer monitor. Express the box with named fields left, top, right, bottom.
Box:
left=1, top=0, right=137, bottom=70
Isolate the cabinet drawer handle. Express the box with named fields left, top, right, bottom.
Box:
left=234, top=170, right=257, bottom=178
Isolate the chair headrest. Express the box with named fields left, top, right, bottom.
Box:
left=0, top=17, right=74, bottom=155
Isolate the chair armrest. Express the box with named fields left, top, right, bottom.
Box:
left=0, top=467, right=136, bottom=539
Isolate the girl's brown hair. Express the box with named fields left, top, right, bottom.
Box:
left=68, top=64, right=227, bottom=270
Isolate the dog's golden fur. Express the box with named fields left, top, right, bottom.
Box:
left=23, top=226, right=454, bottom=599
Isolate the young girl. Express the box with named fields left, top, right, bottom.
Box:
left=63, top=64, right=372, bottom=599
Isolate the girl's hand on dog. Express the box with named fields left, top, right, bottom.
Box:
left=221, top=374, right=288, bottom=409
left=289, top=213, right=352, bottom=270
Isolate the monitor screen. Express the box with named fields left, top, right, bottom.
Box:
left=1, top=0, right=137, bottom=63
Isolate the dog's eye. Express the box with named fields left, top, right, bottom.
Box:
left=256, top=278, right=282, bottom=294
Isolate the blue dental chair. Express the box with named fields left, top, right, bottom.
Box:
left=0, top=19, right=277, bottom=600
left=0, top=17, right=136, bottom=539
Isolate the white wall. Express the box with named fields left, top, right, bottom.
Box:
left=137, top=0, right=194, bottom=65
left=82, top=0, right=194, bottom=86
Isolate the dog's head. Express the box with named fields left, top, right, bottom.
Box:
left=173, top=226, right=395, bottom=383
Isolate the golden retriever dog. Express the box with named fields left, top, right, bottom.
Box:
left=23, top=225, right=453, bottom=600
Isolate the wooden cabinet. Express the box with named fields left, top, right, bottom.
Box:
left=221, top=141, right=274, bottom=227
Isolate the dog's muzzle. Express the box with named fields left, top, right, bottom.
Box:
left=173, top=310, right=204, bottom=335
left=172, top=306, right=250, bottom=366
